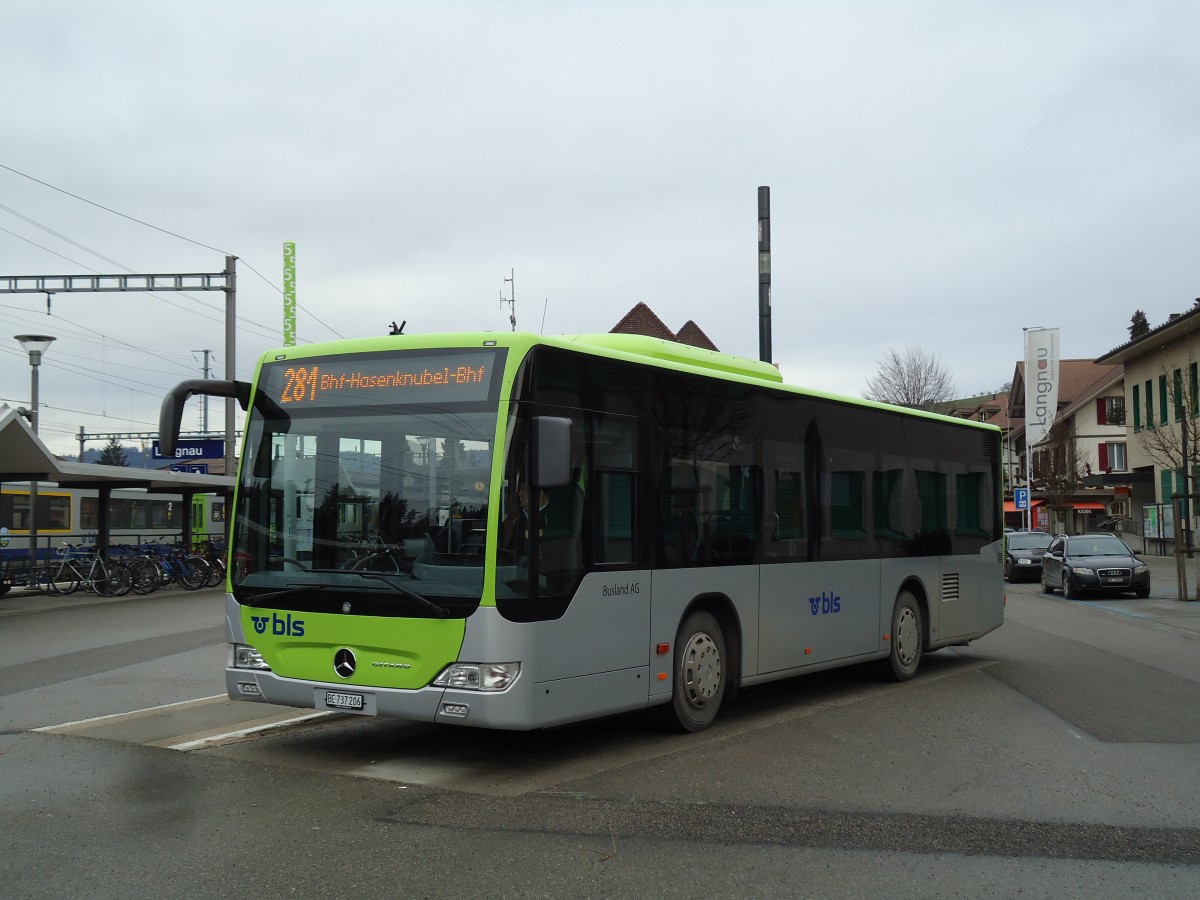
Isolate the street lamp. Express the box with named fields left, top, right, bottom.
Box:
left=14, top=334, right=55, bottom=564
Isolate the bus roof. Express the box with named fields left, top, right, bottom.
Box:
left=256, top=331, right=1000, bottom=433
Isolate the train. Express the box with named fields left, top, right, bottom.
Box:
left=0, top=484, right=226, bottom=564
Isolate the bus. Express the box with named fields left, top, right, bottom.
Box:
left=159, top=331, right=1004, bottom=732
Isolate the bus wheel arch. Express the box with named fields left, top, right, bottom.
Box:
left=878, top=582, right=926, bottom=682
left=667, top=594, right=740, bottom=732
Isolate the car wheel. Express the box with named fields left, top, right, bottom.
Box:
left=1135, top=585, right=1150, bottom=599
left=1041, top=570, right=1054, bottom=594
left=1003, top=559, right=1011, bottom=583
left=1063, top=573, right=1078, bottom=600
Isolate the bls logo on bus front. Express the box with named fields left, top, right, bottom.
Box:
left=809, top=592, right=842, bottom=615
left=250, top=613, right=306, bottom=637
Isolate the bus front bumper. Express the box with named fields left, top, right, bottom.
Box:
left=225, top=667, right=538, bottom=730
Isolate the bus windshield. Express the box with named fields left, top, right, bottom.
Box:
left=231, top=349, right=503, bottom=605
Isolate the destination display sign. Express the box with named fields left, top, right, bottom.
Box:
left=257, top=349, right=500, bottom=409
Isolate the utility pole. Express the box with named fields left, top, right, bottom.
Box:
left=757, top=186, right=773, bottom=365
left=502, top=269, right=516, bottom=331
left=0, top=259, right=239, bottom=473
left=192, top=349, right=212, bottom=433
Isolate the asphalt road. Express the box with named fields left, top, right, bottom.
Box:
left=1, top=580, right=1198, bottom=898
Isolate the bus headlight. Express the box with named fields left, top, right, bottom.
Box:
left=433, top=662, right=520, bottom=691
left=232, top=644, right=271, bottom=671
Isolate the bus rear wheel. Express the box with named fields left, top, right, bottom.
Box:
left=877, top=591, right=923, bottom=682
left=669, top=610, right=726, bottom=733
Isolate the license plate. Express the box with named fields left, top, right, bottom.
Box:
left=324, top=690, right=364, bottom=711
left=1104, top=577, right=1124, bottom=584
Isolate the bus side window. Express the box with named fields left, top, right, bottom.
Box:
left=591, top=415, right=638, bottom=565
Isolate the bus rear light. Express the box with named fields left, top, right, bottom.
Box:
left=656, top=643, right=670, bottom=655
left=433, top=662, right=520, bottom=692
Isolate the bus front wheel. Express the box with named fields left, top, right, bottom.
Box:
left=878, top=591, right=923, bottom=682
left=669, top=610, right=727, bottom=733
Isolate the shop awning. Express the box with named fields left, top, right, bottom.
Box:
left=1004, top=499, right=1045, bottom=513
left=1072, top=501, right=1106, bottom=510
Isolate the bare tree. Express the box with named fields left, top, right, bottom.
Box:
left=1033, top=419, right=1085, bottom=532
left=864, top=347, right=955, bottom=409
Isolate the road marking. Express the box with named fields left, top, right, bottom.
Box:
left=33, top=694, right=228, bottom=732
left=166, top=711, right=337, bottom=751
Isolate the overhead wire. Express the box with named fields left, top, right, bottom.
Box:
left=2, top=163, right=345, bottom=341
left=0, top=161, right=353, bottom=449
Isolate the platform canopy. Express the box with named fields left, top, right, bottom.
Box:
left=0, top=404, right=234, bottom=493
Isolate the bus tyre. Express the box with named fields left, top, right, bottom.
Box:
left=669, top=610, right=726, bottom=733
left=878, top=591, right=923, bottom=682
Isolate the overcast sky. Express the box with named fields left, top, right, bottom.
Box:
left=2, top=1, right=1198, bottom=457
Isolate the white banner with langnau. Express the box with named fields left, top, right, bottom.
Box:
left=1024, top=327, right=1060, bottom=447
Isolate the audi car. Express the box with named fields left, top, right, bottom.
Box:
left=1004, top=531, right=1053, bottom=582
left=1040, top=533, right=1150, bottom=599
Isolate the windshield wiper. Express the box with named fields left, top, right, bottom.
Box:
left=338, top=571, right=451, bottom=617
left=241, top=572, right=450, bottom=617
left=244, top=584, right=332, bottom=606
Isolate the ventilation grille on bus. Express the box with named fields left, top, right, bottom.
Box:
left=983, top=432, right=999, bottom=459
left=942, top=573, right=961, bottom=602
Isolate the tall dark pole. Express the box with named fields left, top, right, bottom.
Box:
left=1182, top=418, right=1191, bottom=550
left=224, top=256, right=237, bottom=479
left=757, top=186, right=772, bottom=364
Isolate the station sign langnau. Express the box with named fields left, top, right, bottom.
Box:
left=152, top=439, right=225, bottom=461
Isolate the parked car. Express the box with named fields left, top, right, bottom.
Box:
left=1004, top=531, right=1053, bottom=582
left=1040, top=533, right=1150, bottom=599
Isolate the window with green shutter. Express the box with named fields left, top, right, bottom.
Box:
left=831, top=470, right=865, bottom=537
left=915, top=470, right=948, bottom=533
left=872, top=468, right=906, bottom=539
left=955, top=472, right=987, bottom=536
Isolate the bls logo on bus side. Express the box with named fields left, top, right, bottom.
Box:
left=809, top=591, right=842, bottom=615
left=250, top=613, right=306, bottom=637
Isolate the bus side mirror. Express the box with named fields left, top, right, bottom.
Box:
left=159, top=379, right=251, bottom=456
left=532, top=416, right=571, bottom=489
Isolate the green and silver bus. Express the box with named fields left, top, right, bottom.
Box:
left=160, top=331, right=1004, bottom=731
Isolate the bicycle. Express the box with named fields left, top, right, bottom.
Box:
left=192, top=539, right=227, bottom=588
left=108, top=545, right=163, bottom=595
left=142, top=541, right=211, bottom=591
left=43, top=545, right=133, bottom=597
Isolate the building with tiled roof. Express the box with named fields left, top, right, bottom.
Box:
left=1096, top=302, right=1200, bottom=551
left=610, top=302, right=720, bottom=350
left=1007, top=359, right=1125, bottom=533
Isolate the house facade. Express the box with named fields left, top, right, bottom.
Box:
left=1095, top=305, right=1200, bottom=551
left=1006, top=359, right=1125, bottom=534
